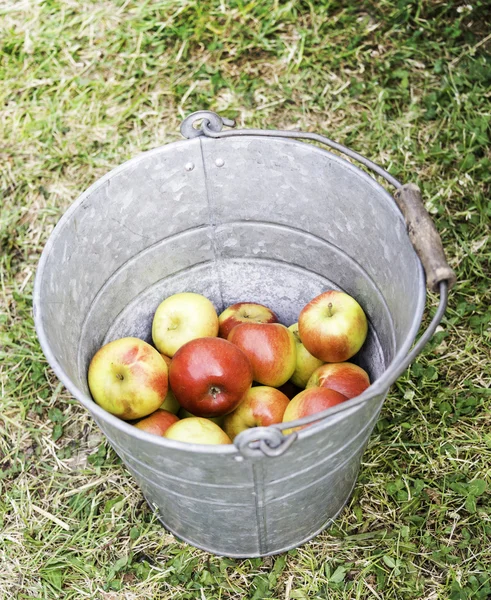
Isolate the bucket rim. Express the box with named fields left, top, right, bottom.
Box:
left=33, top=134, right=426, bottom=455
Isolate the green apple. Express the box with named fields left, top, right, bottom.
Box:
left=159, top=354, right=180, bottom=414
left=288, top=323, right=324, bottom=388
left=160, top=389, right=180, bottom=414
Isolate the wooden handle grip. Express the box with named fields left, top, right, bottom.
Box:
left=394, top=183, right=456, bottom=293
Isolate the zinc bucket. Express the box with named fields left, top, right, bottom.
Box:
left=33, top=111, right=454, bottom=557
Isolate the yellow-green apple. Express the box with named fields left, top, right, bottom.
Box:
left=282, top=387, right=348, bottom=434
left=223, top=386, right=290, bottom=441
left=218, top=302, right=278, bottom=339
left=288, top=322, right=324, bottom=388
left=178, top=407, right=225, bottom=427
left=164, top=417, right=232, bottom=445
left=134, top=409, right=179, bottom=436
left=160, top=389, right=180, bottom=414
left=298, top=290, right=368, bottom=362
left=88, top=337, right=168, bottom=420
left=159, top=354, right=180, bottom=414
left=169, top=337, right=253, bottom=418
left=152, top=292, right=219, bottom=357
left=306, top=362, right=370, bottom=399
left=227, top=323, right=296, bottom=387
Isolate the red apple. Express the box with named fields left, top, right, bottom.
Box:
left=298, top=290, right=368, bottom=362
left=134, top=409, right=179, bottom=436
left=218, top=302, right=278, bottom=339
left=288, top=322, right=324, bottom=388
left=282, top=387, right=348, bottom=434
left=169, top=337, right=253, bottom=418
left=88, top=337, right=168, bottom=420
left=164, top=417, right=232, bottom=445
left=227, top=323, right=296, bottom=387
left=223, top=386, right=290, bottom=441
left=306, top=362, right=370, bottom=399
left=152, top=292, right=219, bottom=357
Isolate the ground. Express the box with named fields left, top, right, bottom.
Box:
left=1, top=1, right=490, bottom=598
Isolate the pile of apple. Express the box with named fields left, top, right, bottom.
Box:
left=88, top=290, right=371, bottom=445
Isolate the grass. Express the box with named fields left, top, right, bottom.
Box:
left=1, top=0, right=490, bottom=598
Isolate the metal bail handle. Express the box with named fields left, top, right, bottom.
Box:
left=180, top=110, right=235, bottom=139
left=179, top=111, right=452, bottom=457
left=234, top=427, right=298, bottom=458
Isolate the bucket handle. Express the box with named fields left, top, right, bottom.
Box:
left=393, top=184, right=456, bottom=292
left=180, top=112, right=455, bottom=458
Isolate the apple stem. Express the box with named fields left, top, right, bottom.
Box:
left=116, top=373, right=124, bottom=381
left=327, top=302, right=333, bottom=318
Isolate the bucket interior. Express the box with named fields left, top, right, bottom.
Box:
left=35, top=135, right=425, bottom=411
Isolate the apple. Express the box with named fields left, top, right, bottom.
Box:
left=160, top=354, right=172, bottom=367
left=164, top=417, right=232, bottom=445
left=306, top=362, right=370, bottom=399
left=88, top=337, right=168, bottom=420
left=158, top=354, right=181, bottom=414
left=152, top=292, right=219, bottom=357
left=227, top=323, right=296, bottom=387
left=169, top=337, right=253, bottom=418
left=282, top=387, right=348, bottom=434
left=134, top=409, right=179, bottom=436
left=160, top=388, right=180, bottom=414
left=288, top=323, right=324, bottom=388
left=178, top=407, right=225, bottom=427
left=298, top=290, right=368, bottom=362
left=218, top=302, right=278, bottom=339
left=223, top=386, right=290, bottom=441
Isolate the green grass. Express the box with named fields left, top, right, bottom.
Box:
left=1, top=0, right=490, bottom=598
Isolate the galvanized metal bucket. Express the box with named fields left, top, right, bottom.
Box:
left=33, top=111, right=454, bottom=557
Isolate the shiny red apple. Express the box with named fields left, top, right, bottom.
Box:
left=227, top=323, right=296, bottom=387
left=218, top=302, right=278, bottom=339
left=307, top=362, right=370, bottom=399
left=169, top=337, right=253, bottom=418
